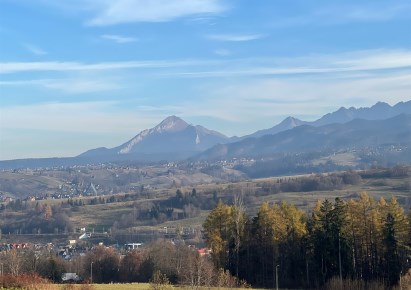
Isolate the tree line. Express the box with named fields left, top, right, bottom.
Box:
left=203, top=192, right=411, bottom=289
left=0, top=240, right=243, bottom=289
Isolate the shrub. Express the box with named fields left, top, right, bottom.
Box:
left=150, top=270, right=173, bottom=290
left=0, top=274, right=55, bottom=290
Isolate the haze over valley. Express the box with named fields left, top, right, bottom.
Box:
left=1, top=1, right=411, bottom=289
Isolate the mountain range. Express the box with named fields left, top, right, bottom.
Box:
left=196, top=113, right=411, bottom=160
left=1, top=100, right=410, bottom=169
left=81, top=100, right=411, bottom=159
left=243, top=100, right=411, bottom=139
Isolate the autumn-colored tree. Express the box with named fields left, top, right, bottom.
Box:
left=43, top=204, right=52, bottom=219
left=277, top=201, right=308, bottom=288
left=346, top=192, right=382, bottom=280
left=252, top=202, right=275, bottom=285
left=248, top=201, right=307, bottom=287
left=203, top=200, right=234, bottom=269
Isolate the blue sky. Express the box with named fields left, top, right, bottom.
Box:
left=0, top=0, right=410, bottom=160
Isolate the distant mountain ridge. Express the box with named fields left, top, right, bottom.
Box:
left=312, top=101, right=411, bottom=126
left=1, top=100, right=410, bottom=169
left=82, top=100, right=411, bottom=163
left=195, top=113, right=411, bottom=161
left=80, top=116, right=229, bottom=158
left=245, top=100, right=411, bottom=139
left=244, top=117, right=307, bottom=139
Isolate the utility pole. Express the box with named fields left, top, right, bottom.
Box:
left=276, top=264, right=279, bottom=290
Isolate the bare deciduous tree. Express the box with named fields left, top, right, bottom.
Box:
left=181, top=252, right=215, bottom=289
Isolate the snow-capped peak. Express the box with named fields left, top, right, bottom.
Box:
left=154, top=116, right=188, bottom=133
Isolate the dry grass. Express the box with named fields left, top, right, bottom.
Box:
left=57, top=284, right=266, bottom=290
left=58, top=284, right=150, bottom=290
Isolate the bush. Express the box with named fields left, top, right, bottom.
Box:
left=215, top=269, right=248, bottom=288
left=150, top=270, right=173, bottom=290
left=0, top=274, right=55, bottom=290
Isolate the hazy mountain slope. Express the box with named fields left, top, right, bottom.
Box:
left=244, top=100, right=411, bottom=139
left=80, top=116, right=229, bottom=157
left=196, top=114, right=411, bottom=160
left=1, top=101, right=410, bottom=169
left=244, top=117, right=307, bottom=139
left=312, top=100, right=411, bottom=126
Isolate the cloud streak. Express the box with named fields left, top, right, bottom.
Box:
left=86, top=0, right=227, bottom=26
left=271, top=2, right=411, bottom=28
left=0, top=78, right=122, bottom=94
left=0, top=59, right=216, bottom=74
left=24, top=44, right=47, bottom=55
left=207, top=34, right=263, bottom=42
left=2, top=49, right=411, bottom=76
left=101, top=34, right=137, bottom=43
left=214, top=49, right=231, bottom=56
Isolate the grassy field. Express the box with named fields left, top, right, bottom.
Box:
left=60, top=283, right=150, bottom=290
left=57, top=284, right=268, bottom=290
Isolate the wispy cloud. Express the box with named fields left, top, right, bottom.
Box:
left=41, top=78, right=122, bottom=93
left=2, top=50, right=411, bottom=82
left=207, top=34, right=263, bottom=42
left=271, top=2, right=411, bottom=28
left=23, top=43, right=47, bottom=55
left=86, top=0, right=227, bottom=26
left=0, top=78, right=122, bottom=94
left=170, top=49, right=411, bottom=78
left=214, top=49, right=231, bottom=56
left=326, top=2, right=411, bottom=22
left=0, top=59, right=216, bottom=74
left=101, top=34, right=137, bottom=43
left=1, top=50, right=411, bottom=80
